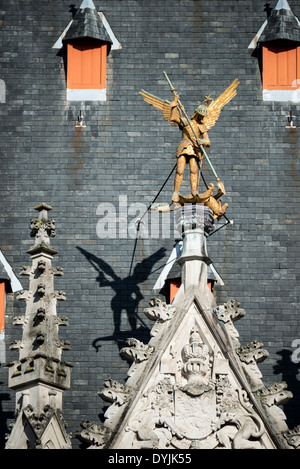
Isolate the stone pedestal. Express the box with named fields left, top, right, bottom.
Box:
left=174, top=205, right=214, bottom=292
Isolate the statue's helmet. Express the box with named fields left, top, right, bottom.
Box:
left=193, top=104, right=208, bottom=118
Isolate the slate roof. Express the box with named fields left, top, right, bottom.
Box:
left=63, top=3, right=112, bottom=51
left=259, top=3, right=300, bottom=43
left=0, top=250, right=22, bottom=293
left=0, top=261, right=9, bottom=282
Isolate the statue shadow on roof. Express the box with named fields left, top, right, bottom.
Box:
left=77, top=246, right=166, bottom=351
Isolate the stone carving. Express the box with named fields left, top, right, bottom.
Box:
left=54, top=316, right=69, bottom=327
left=17, top=290, right=33, bottom=301
left=214, top=299, right=245, bottom=347
left=56, top=339, right=71, bottom=351
left=5, top=403, right=71, bottom=450
left=120, top=338, right=154, bottom=363
left=37, top=260, right=46, bottom=272
left=284, top=425, right=300, bottom=449
left=20, top=266, right=32, bottom=276
left=99, top=379, right=133, bottom=424
left=52, top=266, right=64, bottom=276
left=126, top=377, right=184, bottom=449
left=23, top=404, right=56, bottom=438
left=180, top=330, right=214, bottom=396
left=258, top=382, right=293, bottom=432
left=213, top=374, right=265, bottom=449
left=13, top=315, right=28, bottom=326
left=77, top=421, right=111, bottom=449
left=37, top=284, right=46, bottom=296
left=30, top=217, right=56, bottom=239
left=236, top=341, right=269, bottom=391
left=35, top=332, right=46, bottom=344
left=99, top=379, right=132, bottom=406
left=144, top=298, right=176, bottom=322
left=84, top=233, right=296, bottom=452
left=54, top=290, right=66, bottom=301
left=9, top=340, right=24, bottom=350
left=116, top=333, right=269, bottom=450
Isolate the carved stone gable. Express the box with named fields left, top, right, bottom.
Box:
left=77, top=293, right=297, bottom=449
left=76, top=206, right=298, bottom=450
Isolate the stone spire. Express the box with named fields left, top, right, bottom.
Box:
left=5, top=204, right=72, bottom=449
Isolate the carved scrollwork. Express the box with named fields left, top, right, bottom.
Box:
left=284, top=425, right=300, bottom=449
left=99, top=379, right=132, bottom=406
left=120, top=338, right=154, bottom=363
left=144, top=298, right=176, bottom=322
left=237, top=341, right=269, bottom=364
left=76, top=421, right=111, bottom=448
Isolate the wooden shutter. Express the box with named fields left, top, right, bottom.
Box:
left=263, top=41, right=300, bottom=90
left=67, top=40, right=107, bottom=89
left=169, top=278, right=181, bottom=303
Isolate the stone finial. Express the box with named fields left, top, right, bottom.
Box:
left=28, top=203, right=57, bottom=255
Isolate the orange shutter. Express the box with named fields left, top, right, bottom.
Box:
left=169, top=278, right=181, bottom=303
left=67, top=40, right=107, bottom=89
left=263, top=41, right=300, bottom=90
left=0, top=281, right=5, bottom=334
left=168, top=277, right=215, bottom=302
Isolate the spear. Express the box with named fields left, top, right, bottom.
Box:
left=163, top=71, right=226, bottom=195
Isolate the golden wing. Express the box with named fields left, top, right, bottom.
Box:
left=139, top=89, right=175, bottom=124
left=203, top=78, right=240, bottom=130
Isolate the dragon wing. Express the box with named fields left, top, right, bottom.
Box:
left=203, top=78, right=240, bottom=130
left=139, top=89, right=176, bottom=125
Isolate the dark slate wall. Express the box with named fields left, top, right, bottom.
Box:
left=0, top=0, right=299, bottom=448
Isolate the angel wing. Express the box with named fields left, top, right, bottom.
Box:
left=203, top=78, right=240, bottom=130
left=139, top=89, right=176, bottom=124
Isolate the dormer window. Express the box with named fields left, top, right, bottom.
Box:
left=53, top=0, right=121, bottom=102
left=249, top=0, right=300, bottom=102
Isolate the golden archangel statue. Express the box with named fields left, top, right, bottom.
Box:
left=139, top=74, right=239, bottom=219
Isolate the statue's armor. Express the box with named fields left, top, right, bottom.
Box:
left=176, top=119, right=205, bottom=159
